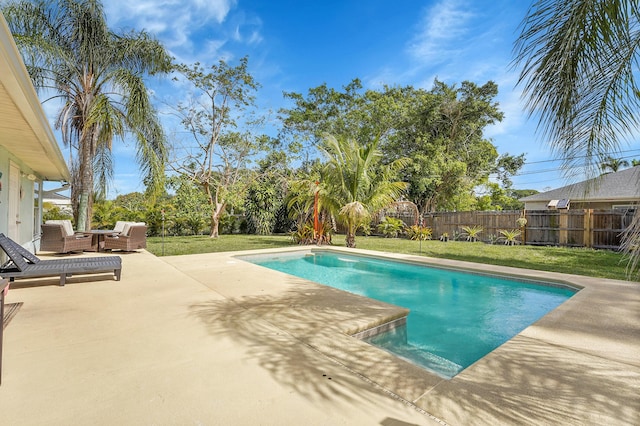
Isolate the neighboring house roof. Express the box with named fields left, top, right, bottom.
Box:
left=520, top=166, right=640, bottom=203
left=43, top=192, right=71, bottom=203
left=0, top=12, right=70, bottom=182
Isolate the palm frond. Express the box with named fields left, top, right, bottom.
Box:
left=514, top=0, right=640, bottom=175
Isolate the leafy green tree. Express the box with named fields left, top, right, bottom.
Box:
left=3, top=0, right=172, bottom=231
left=280, top=79, right=520, bottom=213
left=91, top=200, right=118, bottom=229
left=383, top=81, right=509, bottom=212
left=317, top=135, right=408, bottom=248
left=42, top=202, right=73, bottom=222
left=244, top=152, right=291, bottom=235
left=167, top=176, right=209, bottom=235
left=514, top=0, right=640, bottom=278
left=170, top=58, right=261, bottom=238
left=476, top=185, right=537, bottom=211
left=281, top=79, right=378, bottom=149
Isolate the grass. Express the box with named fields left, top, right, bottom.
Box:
left=146, top=234, right=633, bottom=281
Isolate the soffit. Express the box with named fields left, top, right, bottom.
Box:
left=0, top=13, right=70, bottom=182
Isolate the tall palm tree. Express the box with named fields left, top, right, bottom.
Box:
left=318, top=135, right=408, bottom=248
left=2, top=0, right=172, bottom=231
left=600, top=156, right=630, bottom=174
left=513, top=0, right=640, bottom=279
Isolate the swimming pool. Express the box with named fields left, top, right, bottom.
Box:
left=241, top=250, right=577, bottom=378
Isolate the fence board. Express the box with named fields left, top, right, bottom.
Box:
left=404, top=209, right=636, bottom=249
left=422, top=211, right=521, bottom=241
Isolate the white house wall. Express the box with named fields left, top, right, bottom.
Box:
left=0, top=145, right=39, bottom=249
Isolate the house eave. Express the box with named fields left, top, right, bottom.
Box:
left=0, top=12, right=70, bottom=182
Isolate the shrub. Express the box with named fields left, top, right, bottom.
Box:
left=498, top=229, right=522, bottom=245
left=377, top=217, right=405, bottom=238
left=461, top=225, right=484, bottom=242
left=406, top=225, right=433, bottom=241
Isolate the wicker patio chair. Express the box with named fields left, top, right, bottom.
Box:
left=103, top=225, right=147, bottom=252
left=0, top=234, right=121, bottom=286
left=40, top=223, right=93, bottom=253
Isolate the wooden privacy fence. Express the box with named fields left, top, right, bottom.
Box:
left=414, top=209, right=635, bottom=249
left=525, top=209, right=635, bottom=249
left=421, top=210, right=522, bottom=240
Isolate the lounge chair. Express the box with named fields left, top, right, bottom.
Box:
left=40, top=222, right=93, bottom=253
left=103, top=225, right=147, bottom=252
left=0, top=234, right=121, bottom=286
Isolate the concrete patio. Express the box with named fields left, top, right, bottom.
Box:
left=0, top=247, right=638, bottom=425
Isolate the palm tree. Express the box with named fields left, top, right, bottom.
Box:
left=318, top=135, right=408, bottom=248
left=600, top=156, right=630, bottom=174
left=513, top=0, right=640, bottom=279
left=2, top=0, right=172, bottom=231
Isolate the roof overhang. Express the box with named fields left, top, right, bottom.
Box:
left=0, top=12, right=70, bottom=182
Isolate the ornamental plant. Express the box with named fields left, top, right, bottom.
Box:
left=407, top=225, right=433, bottom=241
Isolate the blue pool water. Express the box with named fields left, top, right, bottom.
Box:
left=241, top=251, right=577, bottom=378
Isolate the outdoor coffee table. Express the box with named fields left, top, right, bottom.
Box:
left=88, top=230, right=118, bottom=252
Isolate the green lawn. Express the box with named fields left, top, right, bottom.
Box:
left=146, top=234, right=632, bottom=281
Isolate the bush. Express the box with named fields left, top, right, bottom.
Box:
left=461, top=225, right=483, bottom=242
left=377, top=217, right=405, bottom=238
left=498, top=229, right=522, bottom=245
left=406, top=225, right=433, bottom=241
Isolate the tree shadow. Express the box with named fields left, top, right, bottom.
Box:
left=419, top=335, right=640, bottom=424
left=189, top=278, right=441, bottom=416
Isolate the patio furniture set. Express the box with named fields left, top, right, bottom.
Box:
left=40, top=220, right=147, bottom=253
left=0, top=220, right=143, bottom=288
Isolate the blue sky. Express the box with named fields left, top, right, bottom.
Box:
left=55, top=0, right=640, bottom=196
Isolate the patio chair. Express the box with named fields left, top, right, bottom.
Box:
left=0, top=234, right=122, bottom=286
left=103, top=225, right=147, bottom=252
left=40, top=223, right=93, bottom=253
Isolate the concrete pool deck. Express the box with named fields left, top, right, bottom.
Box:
left=0, top=246, right=638, bottom=425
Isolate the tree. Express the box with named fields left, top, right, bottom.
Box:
left=600, top=156, right=630, bottom=174
left=514, top=0, right=640, bottom=278
left=3, top=0, right=172, bottom=231
left=167, top=176, right=209, bottom=235
left=317, top=135, right=408, bottom=248
left=170, top=57, right=262, bottom=237
left=244, top=152, right=291, bottom=235
left=280, top=79, right=519, bottom=213
left=384, top=81, right=510, bottom=212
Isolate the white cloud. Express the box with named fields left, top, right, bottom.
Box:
left=103, top=0, right=237, bottom=52
left=407, top=0, right=474, bottom=64
left=105, top=0, right=235, bottom=27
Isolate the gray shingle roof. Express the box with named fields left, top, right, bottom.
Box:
left=520, top=166, right=640, bottom=202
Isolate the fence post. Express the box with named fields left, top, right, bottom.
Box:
left=432, top=215, right=438, bottom=238
left=584, top=209, right=592, bottom=248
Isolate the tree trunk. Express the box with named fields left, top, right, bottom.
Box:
left=210, top=215, right=220, bottom=238
left=76, top=131, right=95, bottom=232
left=209, top=201, right=225, bottom=238
left=345, top=227, right=356, bottom=248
